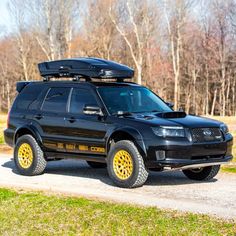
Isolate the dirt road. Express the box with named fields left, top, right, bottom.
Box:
left=0, top=154, right=235, bottom=219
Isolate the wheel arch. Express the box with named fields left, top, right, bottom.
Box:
left=14, top=125, right=42, bottom=146
left=106, top=128, right=147, bottom=158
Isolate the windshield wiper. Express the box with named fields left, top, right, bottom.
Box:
left=131, top=110, right=160, bottom=113
left=112, top=110, right=163, bottom=116
left=112, top=111, right=133, bottom=116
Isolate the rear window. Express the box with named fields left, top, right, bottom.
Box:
left=14, top=84, right=45, bottom=110
left=42, top=87, right=70, bottom=113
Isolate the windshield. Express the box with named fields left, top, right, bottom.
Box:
left=97, top=86, right=172, bottom=114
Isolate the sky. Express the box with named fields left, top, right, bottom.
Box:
left=0, top=0, right=203, bottom=38
left=0, top=0, right=11, bottom=36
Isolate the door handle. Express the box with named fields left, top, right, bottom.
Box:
left=34, top=114, right=43, bottom=120
left=66, top=117, right=76, bottom=123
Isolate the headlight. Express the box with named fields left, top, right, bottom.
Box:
left=220, top=123, right=229, bottom=134
left=152, top=126, right=185, bottom=137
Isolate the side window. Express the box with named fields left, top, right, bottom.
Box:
left=29, top=87, right=48, bottom=110
left=14, top=84, right=45, bottom=110
left=70, top=88, right=98, bottom=114
left=42, top=87, right=70, bottom=113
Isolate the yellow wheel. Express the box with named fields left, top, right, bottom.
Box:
left=107, top=140, right=148, bottom=188
left=18, top=143, right=33, bottom=169
left=113, top=150, right=133, bottom=180
left=14, top=135, right=47, bottom=176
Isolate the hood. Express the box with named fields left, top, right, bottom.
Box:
left=124, top=112, right=222, bottom=128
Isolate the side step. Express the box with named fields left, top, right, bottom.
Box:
left=45, top=151, right=106, bottom=163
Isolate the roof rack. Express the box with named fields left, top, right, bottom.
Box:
left=38, top=57, right=134, bottom=82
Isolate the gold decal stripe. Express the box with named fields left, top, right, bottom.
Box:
left=79, top=145, right=89, bottom=151
left=45, top=143, right=57, bottom=148
left=91, top=147, right=105, bottom=153
left=57, top=143, right=64, bottom=149
left=58, top=144, right=106, bottom=153
left=66, top=144, right=75, bottom=150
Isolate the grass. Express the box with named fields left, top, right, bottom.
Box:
left=0, top=135, right=4, bottom=145
left=231, top=131, right=236, bottom=163
left=221, top=167, right=236, bottom=173
left=0, top=188, right=235, bottom=235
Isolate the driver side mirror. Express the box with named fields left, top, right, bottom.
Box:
left=166, top=102, right=174, bottom=109
left=83, top=105, right=103, bottom=116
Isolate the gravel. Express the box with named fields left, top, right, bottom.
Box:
left=0, top=155, right=235, bottom=219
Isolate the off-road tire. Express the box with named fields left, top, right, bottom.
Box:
left=14, top=135, right=47, bottom=176
left=107, top=140, right=148, bottom=188
left=182, top=165, right=220, bottom=181
left=86, top=161, right=107, bottom=168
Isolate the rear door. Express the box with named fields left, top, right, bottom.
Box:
left=63, top=87, right=108, bottom=155
left=37, top=87, right=70, bottom=151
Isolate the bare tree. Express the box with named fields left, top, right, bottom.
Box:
left=8, top=0, right=32, bottom=81
left=164, top=0, right=194, bottom=110
left=26, top=0, right=79, bottom=60
left=80, top=0, right=117, bottom=60
left=0, top=0, right=235, bottom=115
left=109, top=0, right=151, bottom=84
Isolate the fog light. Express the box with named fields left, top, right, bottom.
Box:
left=156, top=150, right=166, bottom=160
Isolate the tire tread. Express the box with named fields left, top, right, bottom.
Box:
left=14, top=135, right=46, bottom=176
left=107, top=140, right=148, bottom=188
left=183, top=165, right=220, bottom=181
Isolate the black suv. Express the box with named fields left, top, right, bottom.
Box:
left=4, top=58, right=233, bottom=188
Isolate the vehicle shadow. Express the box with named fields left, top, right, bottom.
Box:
left=2, top=158, right=113, bottom=186
left=146, top=170, right=217, bottom=186
left=2, top=159, right=217, bottom=187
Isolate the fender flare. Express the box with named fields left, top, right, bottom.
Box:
left=106, top=127, right=147, bottom=157
left=14, top=125, right=43, bottom=146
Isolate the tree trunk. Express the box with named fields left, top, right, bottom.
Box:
left=211, top=88, right=217, bottom=116
left=205, top=66, right=209, bottom=115
left=6, top=80, right=10, bottom=111
left=226, top=76, right=230, bottom=115
left=136, top=64, right=142, bottom=85
left=192, top=69, right=197, bottom=114
left=233, top=77, right=236, bottom=116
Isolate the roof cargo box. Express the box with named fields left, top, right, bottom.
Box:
left=38, top=57, right=134, bottom=79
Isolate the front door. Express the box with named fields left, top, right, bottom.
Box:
left=63, top=87, right=108, bottom=155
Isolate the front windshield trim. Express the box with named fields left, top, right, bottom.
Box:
left=95, top=88, right=111, bottom=115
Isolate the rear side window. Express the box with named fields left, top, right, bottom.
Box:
left=70, top=88, right=98, bottom=114
left=42, top=87, right=70, bottom=113
left=14, top=84, right=45, bottom=110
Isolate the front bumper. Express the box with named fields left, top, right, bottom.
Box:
left=146, top=155, right=233, bottom=169
left=144, top=133, right=233, bottom=169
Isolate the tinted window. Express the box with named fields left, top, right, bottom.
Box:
left=70, top=88, right=98, bottom=114
left=98, top=87, right=172, bottom=114
left=14, top=84, right=45, bottom=110
left=42, top=87, right=70, bottom=113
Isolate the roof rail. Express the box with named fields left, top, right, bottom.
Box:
left=38, top=57, right=134, bottom=82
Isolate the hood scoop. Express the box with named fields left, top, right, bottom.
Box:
left=156, top=111, right=187, bottom=119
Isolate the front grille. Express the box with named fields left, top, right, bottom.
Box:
left=191, top=128, right=223, bottom=143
